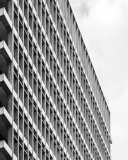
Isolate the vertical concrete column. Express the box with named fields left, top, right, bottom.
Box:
left=7, top=0, right=13, bottom=20
left=7, top=26, right=13, bottom=85
left=7, top=0, right=13, bottom=53
left=7, top=61, right=12, bottom=84
left=7, top=1, right=13, bottom=149
left=7, top=31, right=13, bottom=55
left=7, top=126, right=12, bottom=149
left=7, top=94, right=12, bottom=115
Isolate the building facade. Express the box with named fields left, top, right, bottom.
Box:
left=0, top=0, right=111, bottom=160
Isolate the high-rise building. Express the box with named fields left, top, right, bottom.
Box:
left=0, top=0, right=111, bottom=160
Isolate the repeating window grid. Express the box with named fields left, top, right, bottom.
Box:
left=47, top=11, right=109, bottom=159
left=55, top=11, right=110, bottom=156
left=43, top=0, right=110, bottom=148
left=12, top=48, right=98, bottom=160
left=13, top=9, right=109, bottom=160
left=55, top=0, right=110, bottom=133
left=15, top=55, right=105, bottom=160
left=13, top=92, right=57, bottom=159
left=14, top=0, right=45, bottom=159
left=54, top=39, right=110, bottom=159
left=13, top=18, right=108, bottom=159
left=0, top=1, right=111, bottom=160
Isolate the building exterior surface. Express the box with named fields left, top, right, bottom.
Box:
left=0, top=0, right=111, bottom=160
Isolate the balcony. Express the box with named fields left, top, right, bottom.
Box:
left=0, top=107, right=12, bottom=159
left=0, top=140, right=12, bottom=160
left=0, top=8, right=12, bottom=32
left=0, top=8, right=12, bottom=45
left=0, top=41, right=12, bottom=63
left=0, top=107, right=12, bottom=130
left=0, top=74, right=12, bottom=107
left=0, top=41, right=12, bottom=81
left=0, top=108, right=18, bottom=160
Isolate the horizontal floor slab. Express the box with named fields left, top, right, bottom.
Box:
left=0, top=107, right=12, bottom=129
left=0, top=41, right=12, bottom=63
left=0, top=140, right=12, bottom=160
left=0, top=8, right=12, bottom=32
left=0, top=74, right=12, bottom=95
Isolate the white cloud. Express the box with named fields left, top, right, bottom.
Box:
left=69, top=0, right=128, bottom=159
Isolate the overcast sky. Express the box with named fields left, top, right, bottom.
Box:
left=69, top=0, right=128, bottom=159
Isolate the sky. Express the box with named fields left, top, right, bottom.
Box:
left=69, top=0, right=128, bottom=159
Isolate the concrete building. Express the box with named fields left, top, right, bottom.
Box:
left=0, top=0, right=111, bottom=160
